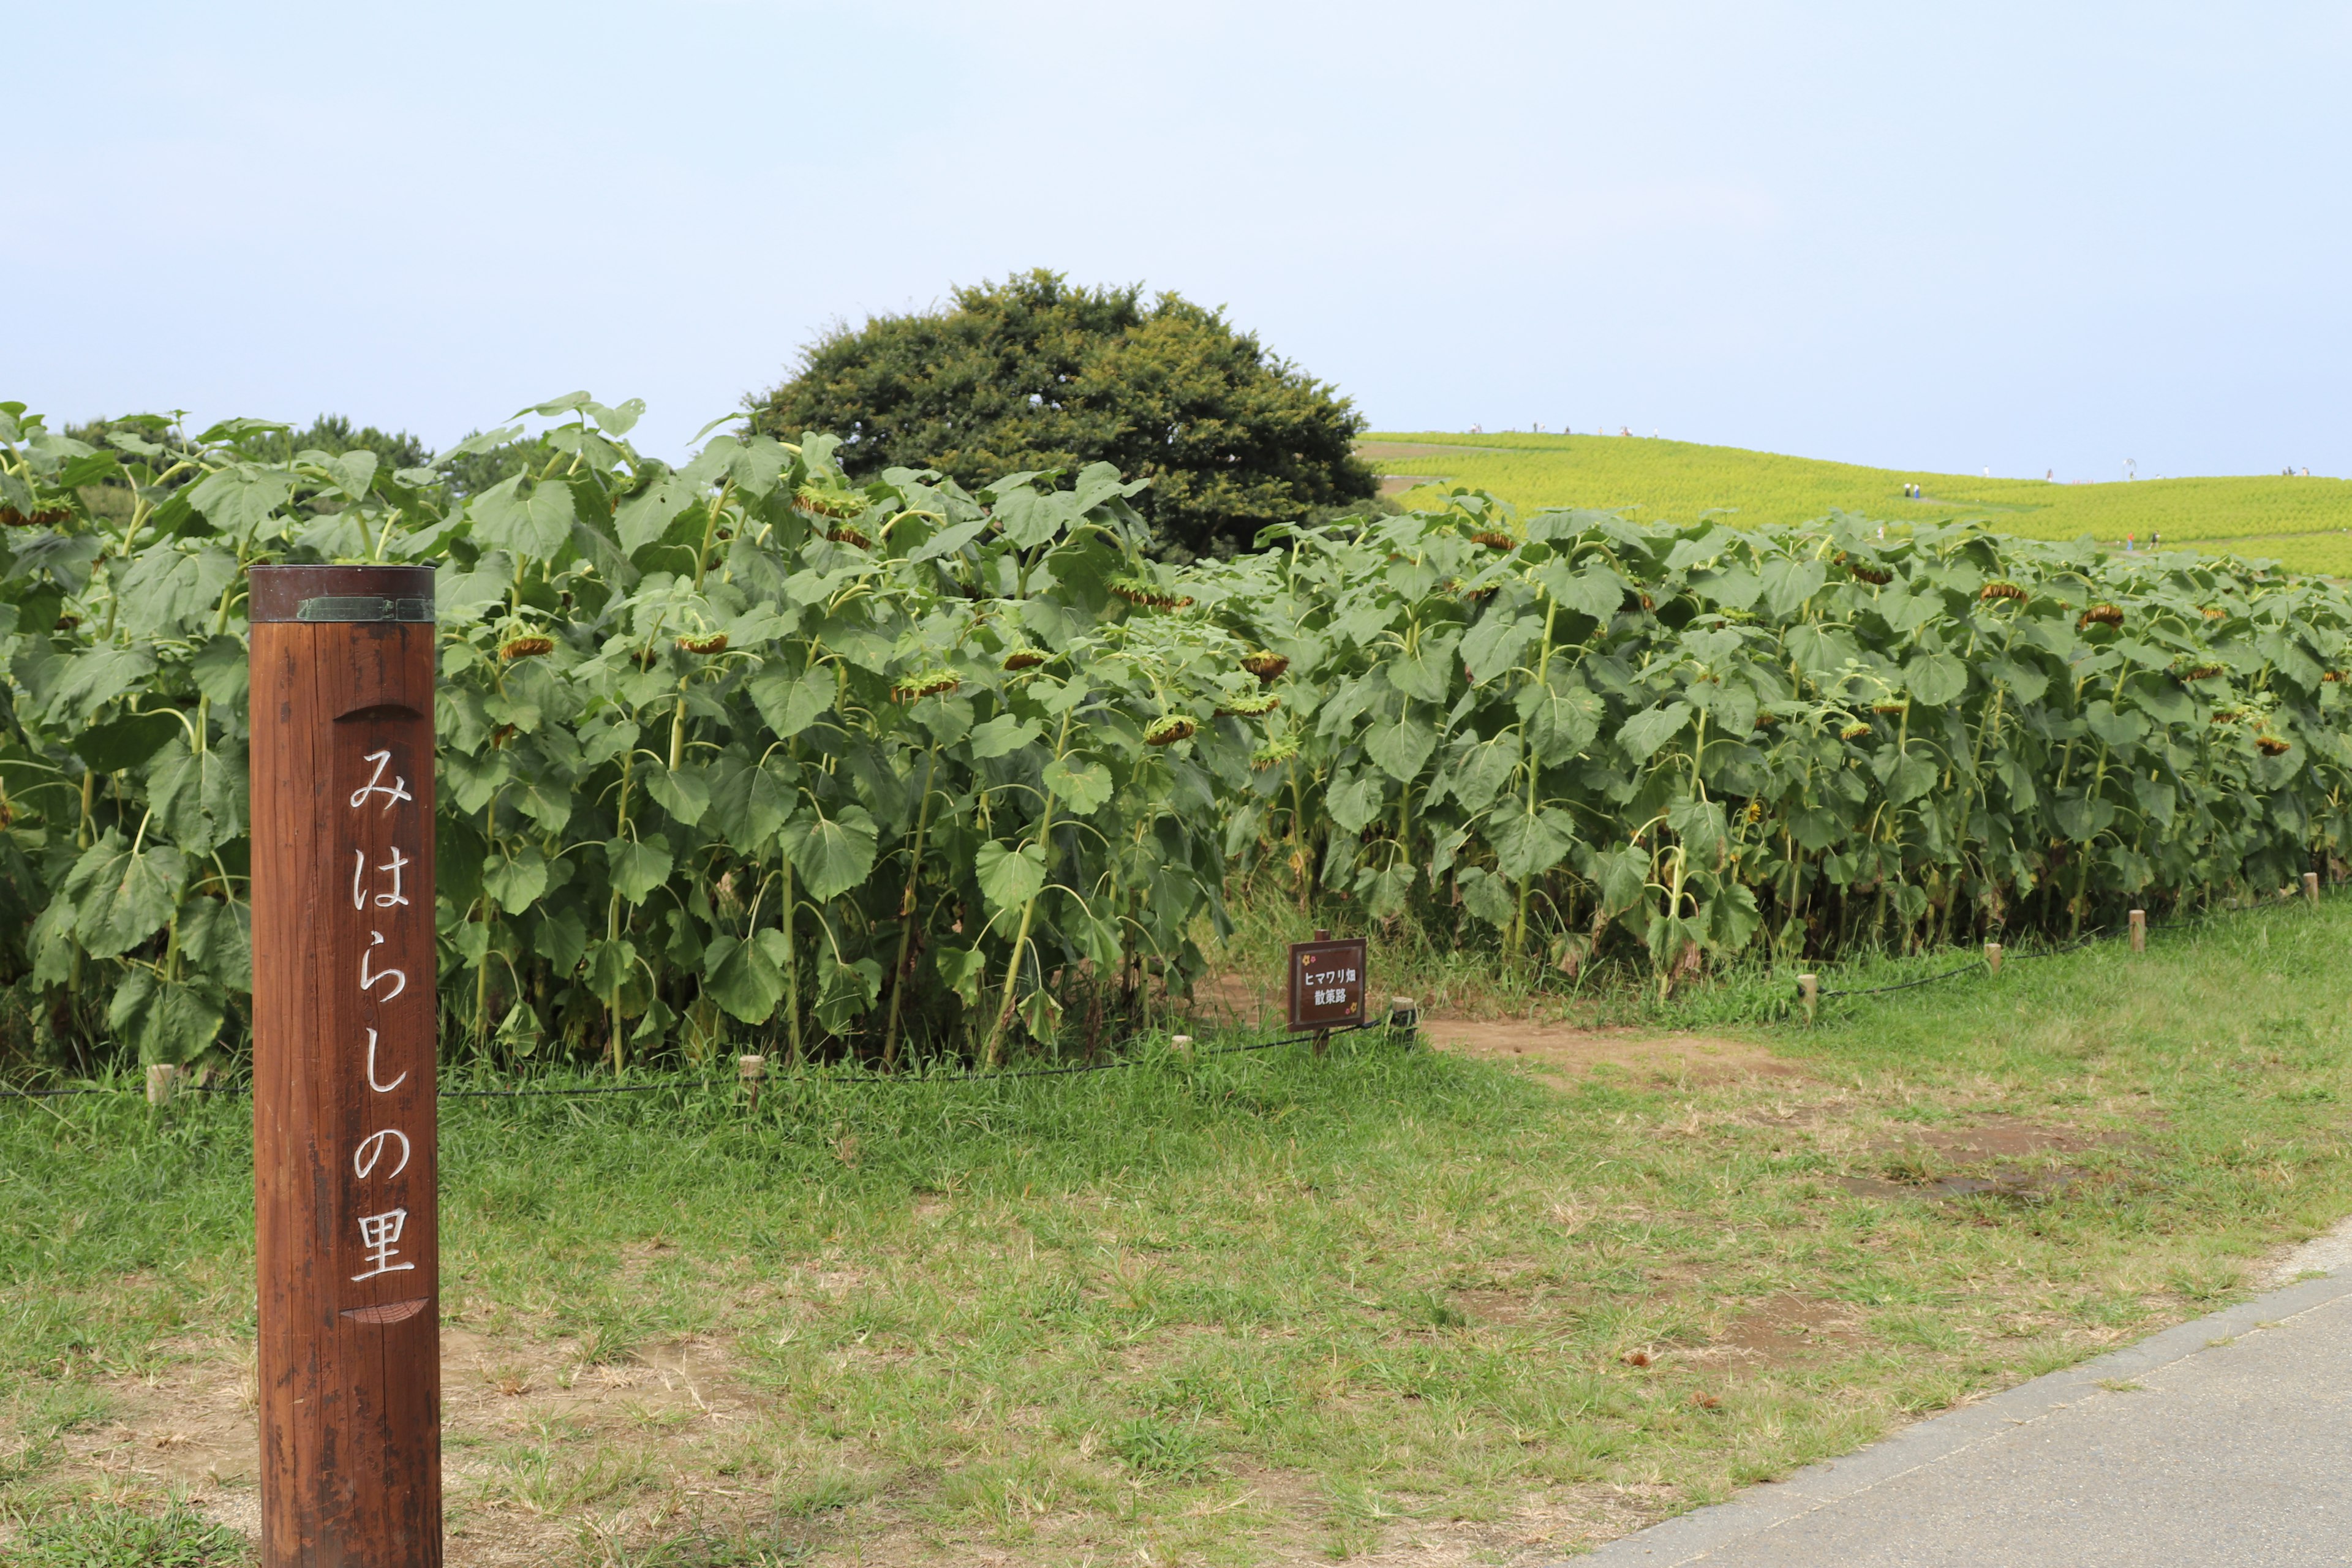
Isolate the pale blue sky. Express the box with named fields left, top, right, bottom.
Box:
left=10, top=2, right=2346, bottom=479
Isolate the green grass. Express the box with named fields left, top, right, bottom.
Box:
left=9, top=900, right=2352, bottom=1562
left=1362, top=432, right=2352, bottom=572
left=4, top=1499, right=248, bottom=1566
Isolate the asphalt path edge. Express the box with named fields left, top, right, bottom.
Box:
left=1572, top=1265, right=2352, bottom=1564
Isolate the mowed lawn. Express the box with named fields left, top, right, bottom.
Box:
left=9, top=902, right=2352, bottom=1565
left=1361, top=432, right=2352, bottom=574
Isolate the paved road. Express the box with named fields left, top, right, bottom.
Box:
left=1581, top=1262, right=2352, bottom=1566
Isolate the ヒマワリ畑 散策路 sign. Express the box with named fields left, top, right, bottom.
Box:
left=1287, top=932, right=1366, bottom=1032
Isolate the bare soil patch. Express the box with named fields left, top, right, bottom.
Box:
left=1703, top=1292, right=1869, bottom=1370
left=56, top=1329, right=761, bottom=1566
left=1839, top=1116, right=2129, bottom=1204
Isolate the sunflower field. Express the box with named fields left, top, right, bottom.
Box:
left=2, top=397, right=2348, bottom=1076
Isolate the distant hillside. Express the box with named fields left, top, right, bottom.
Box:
left=1360, top=432, right=2352, bottom=573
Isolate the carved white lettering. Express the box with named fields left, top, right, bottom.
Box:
left=353, top=1128, right=411, bottom=1180
left=351, top=1208, right=417, bottom=1282
left=364, top=1028, right=408, bottom=1093
left=352, top=846, right=411, bottom=910
left=349, top=750, right=412, bottom=811
left=360, top=932, right=407, bottom=1002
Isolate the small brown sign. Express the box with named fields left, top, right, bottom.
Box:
left=1287, top=933, right=1368, bottom=1031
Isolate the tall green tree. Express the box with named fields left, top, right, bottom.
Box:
left=750, top=270, right=1376, bottom=560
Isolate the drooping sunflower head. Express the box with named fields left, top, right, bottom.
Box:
left=793, top=484, right=864, bottom=520
left=1216, top=693, right=1281, bottom=718
left=1250, top=734, right=1300, bottom=771
left=0, top=505, right=72, bottom=528
left=1143, top=715, right=1197, bottom=747
left=1109, top=575, right=1193, bottom=611
left=890, top=668, right=961, bottom=703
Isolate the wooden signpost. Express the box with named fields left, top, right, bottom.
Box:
left=1287, top=929, right=1367, bottom=1051
left=249, top=565, right=442, bottom=1567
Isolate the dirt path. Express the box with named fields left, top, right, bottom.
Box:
left=1419, top=1015, right=1801, bottom=1086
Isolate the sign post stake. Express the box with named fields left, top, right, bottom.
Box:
left=249, top=565, right=440, bottom=1567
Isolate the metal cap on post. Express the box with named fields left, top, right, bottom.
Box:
left=249, top=564, right=441, bottom=1567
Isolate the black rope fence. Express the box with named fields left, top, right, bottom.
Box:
left=4, top=885, right=2336, bottom=1100
left=1808, top=878, right=2334, bottom=1003
left=1815, top=932, right=2101, bottom=998
left=0, top=1016, right=1408, bottom=1104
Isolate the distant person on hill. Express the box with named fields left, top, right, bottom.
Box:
left=2046, top=469, right=2053, bottom=481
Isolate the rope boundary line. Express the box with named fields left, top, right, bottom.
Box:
left=1809, top=884, right=2331, bottom=1001
left=0, top=1017, right=1409, bottom=1103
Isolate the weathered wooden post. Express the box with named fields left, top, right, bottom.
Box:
left=1798, top=973, right=1818, bottom=1023
left=2305, top=871, right=2321, bottom=908
left=2130, top=908, right=2146, bottom=953
left=249, top=565, right=441, bottom=1567
left=1984, top=941, right=2002, bottom=976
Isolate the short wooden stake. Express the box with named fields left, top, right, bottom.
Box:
left=1798, top=974, right=1819, bottom=1023
left=1389, top=995, right=1418, bottom=1046
left=2130, top=909, right=2146, bottom=952
left=1170, top=1033, right=1194, bottom=1057
left=738, top=1054, right=766, bottom=1112
left=2305, top=871, right=2321, bottom=908
left=1984, top=942, right=2002, bottom=976
left=145, top=1063, right=180, bottom=1107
